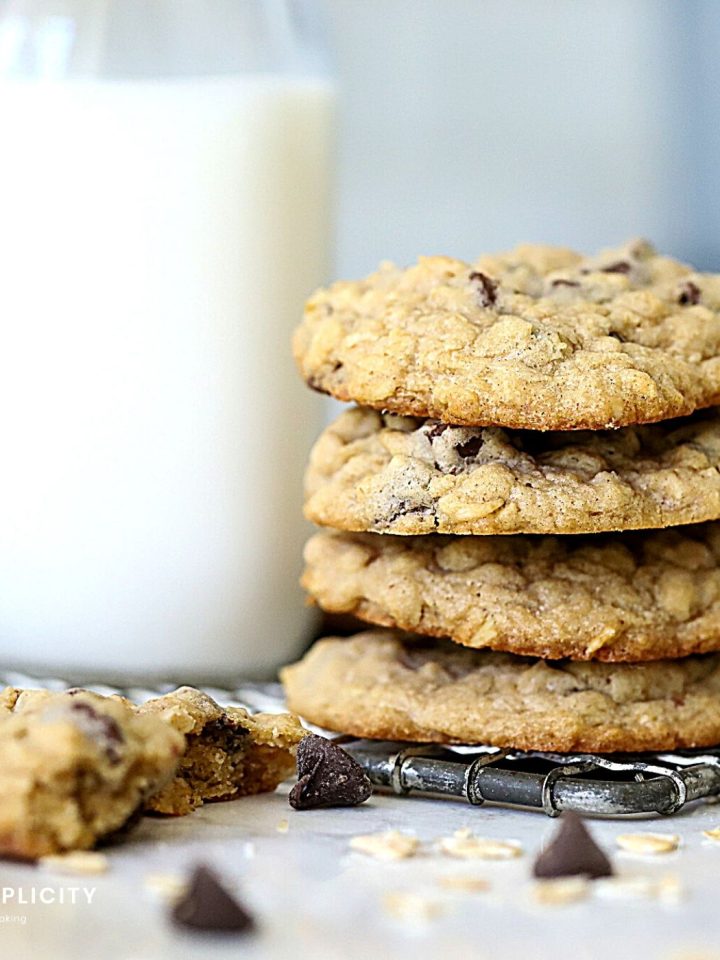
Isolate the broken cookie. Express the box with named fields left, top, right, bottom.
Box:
left=140, top=687, right=305, bottom=815
left=0, top=687, right=184, bottom=859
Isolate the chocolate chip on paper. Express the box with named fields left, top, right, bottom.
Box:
left=171, top=865, right=255, bottom=934
left=288, top=734, right=372, bottom=810
left=533, top=812, right=613, bottom=880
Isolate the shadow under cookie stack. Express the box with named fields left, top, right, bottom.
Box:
left=281, top=240, right=720, bottom=755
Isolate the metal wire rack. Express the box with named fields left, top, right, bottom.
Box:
left=4, top=674, right=720, bottom=818
left=342, top=740, right=720, bottom=817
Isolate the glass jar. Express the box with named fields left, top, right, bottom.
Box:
left=0, top=0, right=334, bottom=679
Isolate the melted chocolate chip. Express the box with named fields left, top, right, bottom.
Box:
left=678, top=281, right=701, bottom=306
left=202, top=717, right=250, bottom=754
left=469, top=271, right=498, bottom=307
left=384, top=500, right=432, bottom=524
left=455, top=435, right=484, bottom=460
left=533, top=812, right=613, bottom=879
left=607, top=331, right=627, bottom=343
left=288, top=735, right=372, bottom=810
left=601, top=261, right=631, bottom=274
left=99, top=805, right=145, bottom=847
left=551, top=278, right=580, bottom=288
left=306, top=376, right=328, bottom=395
left=208, top=716, right=249, bottom=738
left=397, top=638, right=438, bottom=670
left=69, top=701, right=124, bottom=764
left=424, top=422, right=452, bottom=439
left=172, top=865, right=255, bottom=934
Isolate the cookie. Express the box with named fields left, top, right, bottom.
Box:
left=294, top=240, right=720, bottom=430
left=0, top=688, right=183, bottom=858
left=140, top=687, right=305, bottom=815
left=280, top=631, right=720, bottom=753
left=302, top=526, right=720, bottom=662
left=304, top=406, right=720, bottom=535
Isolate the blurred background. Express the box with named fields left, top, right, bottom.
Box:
left=326, top=0, right=720, bottom=275
left=1, top=0, right=719, bottom=678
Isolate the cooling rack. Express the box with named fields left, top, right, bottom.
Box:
left=5, top=674, right=719, bottom=817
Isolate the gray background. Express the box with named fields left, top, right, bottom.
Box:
left=325, top=0, right=720, bottom=277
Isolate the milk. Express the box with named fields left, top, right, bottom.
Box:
left=0, top=76, right=334, bottom=678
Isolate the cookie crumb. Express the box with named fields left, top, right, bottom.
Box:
left=276, top=819, right=289, bottom=834
left=38, top=851, right=109, bottom=875
left=382, top=891, right=443, bottom=922
left=438, top=829, right=521, bottom=860
left=702, top=827, right=720, bottom=842
left=594, top=873, right=682, bottom=903
left=650, top=874, right=683, bottom=904
left=437, top=874, right=489, bottom=893
left=350, top=830, right=419, bottom=861
left=144, top=872, right=188, bottom=902
left=616, top=833, right=680, bottom=855
left=667, top=951, right=720, bottom=960
left=531, top=877, right=589, bottom=906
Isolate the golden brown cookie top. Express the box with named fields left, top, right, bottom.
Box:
left=294, top=240, right=720, bottom=429
left=140, top=687, right=305, bottom=815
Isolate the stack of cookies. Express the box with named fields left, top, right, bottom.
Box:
left=281, top=240, right=720, bottom=753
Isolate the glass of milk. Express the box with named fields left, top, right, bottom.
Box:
left=0, top=0, right=334, bottom=679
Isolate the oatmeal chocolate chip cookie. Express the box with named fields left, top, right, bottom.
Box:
left=305, top=406, right=720, bottom=535
left=0, top=688, right=184, bottom=859
left=294, top=240, right=720, bottom=430
left=280, top=631, right=720, bottom=753
left=302, top=526, right=720, bottom=662
left=140, top=687, right=305, bottom=815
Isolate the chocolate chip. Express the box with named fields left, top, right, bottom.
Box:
left=533, top=812, right=613, bottom=879
left=424, top=422, right=452, bottom=439
left=288, top=734, right=372, bottom=810
left=384, top=500, right=432, bottom=524
left=69, top=700, right=124, bottom=764
left=469, top=271, right=498, bottom=307
left=203, top=716, right=249, bottom=745
left=172, top=865, right=255, bottom=934
left=99, top=805, right=145, bottom=847
left=398, top=637, right=439, bottom=671
left=455, top=435, right=484, bottom=460
left=551, top=278, right=580, bottom=288
left=306, top=376, right=328, bottom=395
left=678, top=281, right=701, bottom=305
left=601, top=261, right=631, bottom=274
